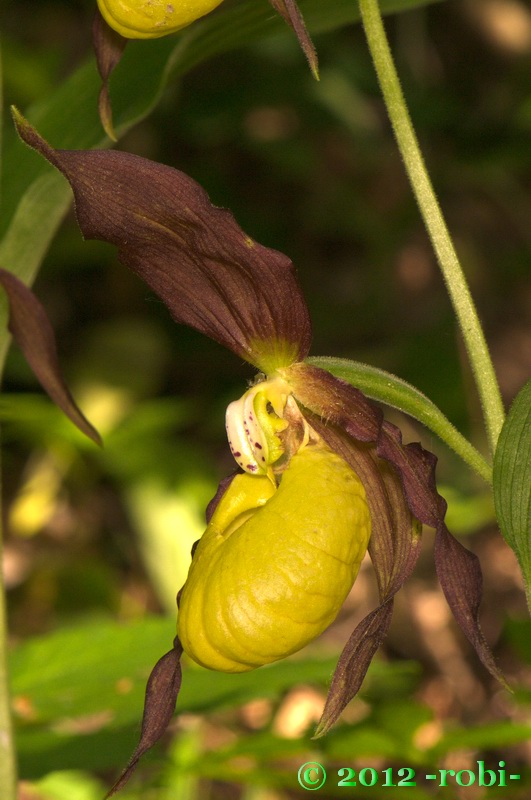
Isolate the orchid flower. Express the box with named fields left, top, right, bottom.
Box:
left=12, top=109, right=505, bottom=795
left=93, top=0, right=318, bottom=139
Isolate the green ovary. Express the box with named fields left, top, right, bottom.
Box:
left=177, top=445, right=371, bottom=672
left=97, top=0, right=224, bottom=39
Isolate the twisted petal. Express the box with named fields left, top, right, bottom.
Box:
left=0, top=268, right=101, bottom=445
left=105, top=637, right=183, bottom=798
left=377, top=422, right=507, bottom=690
left=268, top=0, right=318, bottom=78
left=283, top=361, right=506, bottom=730
left=303, top=411, right=421, bottom=735
left=13, top=112, right=312, bottom=374
left=93, top=10, right=128, bottom=141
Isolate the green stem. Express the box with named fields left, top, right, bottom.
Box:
left=0, top=461, right=18, bottom=800
left=307, top=356, right=493, bottom=484
left=0, top=45, right=18, bottom=800
left=358, top=0, right=505, bottom=456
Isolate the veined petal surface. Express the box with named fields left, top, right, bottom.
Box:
left=14, top=112, right=312, bottom=374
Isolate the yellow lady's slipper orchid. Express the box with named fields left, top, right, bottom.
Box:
left=13, top=114, right=505, bottom=794
left=178, top=442, right=371, bottom=672
left=96, top=0, right=224, bottom=39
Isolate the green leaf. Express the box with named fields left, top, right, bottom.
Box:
left=10, top=615, right=418, bottom=777
left=10, top=615, right=333, bottom=776
left=431, top=721, right=531, bottom=755
left=30, top=771, right=106, bottom=800
left=504, top=617, right=531, bottom=665
left=0, top=38, right=3, bottom=196
left=493, top=379, right=531, bottom=613
left=306, top=355, right=492, bottom=484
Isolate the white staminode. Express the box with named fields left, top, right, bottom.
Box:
left=225, top=377, right=290, bottom=476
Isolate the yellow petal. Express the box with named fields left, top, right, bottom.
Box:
left=178, top=445, right=371, bottom=672
left=97, top=0, right=224, bottom=39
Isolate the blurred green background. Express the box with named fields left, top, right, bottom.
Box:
left=1, top=0, right=530, bottom=798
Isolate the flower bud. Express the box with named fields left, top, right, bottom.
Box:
left=177, top=444, right=371, bottom=672
left=96, top=0, right=224, bottom=39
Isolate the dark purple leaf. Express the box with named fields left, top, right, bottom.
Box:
left=106, top=637, right=184, bottom=797
left=0, top=267, right=101, bottom=445
left=93, top=10, right=128, bottom=141
left=13, top=112, right=312, bottom=374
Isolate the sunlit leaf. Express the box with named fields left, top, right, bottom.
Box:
left=10, top=615, right=418, bottom=776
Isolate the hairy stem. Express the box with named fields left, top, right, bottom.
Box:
left=358, top=0, right=505, bottom=456
left=307, top=356, right=493, bottom=484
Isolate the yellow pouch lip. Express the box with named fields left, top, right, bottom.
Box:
left=97, top=0, right=223, bottom=39
left=178, top=445, right=371, bottom=673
